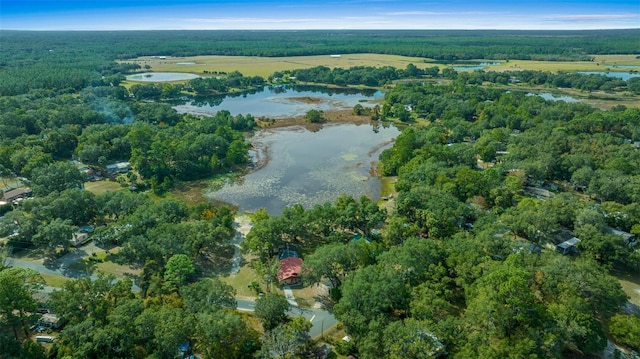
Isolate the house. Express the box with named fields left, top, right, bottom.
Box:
left=106, top=162, right=131, bottom=176
left=37, top=314, right=61, bottom=329
left=70, top=231, right=89, bottom=247
left=1, top=187, right=32, bottom=204
left=278, top=257, right=303, bottom=285
left=555, top=237, right=580, bottom=255
left=70, top=226, right=93, bottom=247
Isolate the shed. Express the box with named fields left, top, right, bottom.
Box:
left=555, top=237, right=580, bottom=255
left=278, top=257, right=303, bottom=285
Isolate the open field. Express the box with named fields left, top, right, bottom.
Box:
left=488, top=54, right=640, bottom=73
left=124, top=53, right=640, bottom=79
left=125, top=53, right=441, bottom=78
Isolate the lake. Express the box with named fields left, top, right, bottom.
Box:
left=527, top=92, right=580, bottom=103
left=126, top=72, right=200, bottom=82
left=577, top=71, right=640, bottom=81
left=174, top=85, right=383, bottom=119
left=207, top=122, right=400, bottom=215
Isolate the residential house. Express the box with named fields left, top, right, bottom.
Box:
left=278, top=257, right=303, bottom=286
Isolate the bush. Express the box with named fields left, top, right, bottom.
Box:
left=609, top=314, right=640, bottom=350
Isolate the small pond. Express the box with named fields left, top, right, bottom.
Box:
left=453, top=62, right=502, bottom=71
left=577, top=71, right=640, bottom=81
left=174, top=85, right=383, bottom=119
left=126, top=72, right=200, bottom=82
left=527, top=92, right=580, bottom=103
left=208, top=122, right=400, bottom=215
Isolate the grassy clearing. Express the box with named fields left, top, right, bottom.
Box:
left=40, top=273, right=71, bottom=288
left=84, top=180, right=123, bottom=195
left=124, top=53, right=439, bottom=78
left=617, top=272, right=640, bottom=306
left=221, top=262, right=261, bottom=299
left=123, top=53, right=640, bottom=79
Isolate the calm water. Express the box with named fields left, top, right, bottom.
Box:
left=174, top=85, right=383, bottom=119
left=577, top=71, right=640, bottom=81
left=208, top=123, right=400, bottom=215
left=453, top=62, right=502, bottom=71
left=126, top=72, right=200, bottom=82
left=527, top=92, right=580, bottom=103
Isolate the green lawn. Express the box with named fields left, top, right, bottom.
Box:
left=221, top=262, right=261, bottom=299
left=40, top=273, right=71, bottom=288
left=84, top=180, right=123, bottom=195
left=617, top=272, right=640, bottom=307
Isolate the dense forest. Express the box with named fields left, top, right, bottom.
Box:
left=1, top=30, right=640, bottom=359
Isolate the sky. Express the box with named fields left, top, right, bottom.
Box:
left=1, top=0, right=639, bottom=31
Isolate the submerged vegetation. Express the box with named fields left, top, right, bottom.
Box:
left=1, top=30, right=640, bottom=359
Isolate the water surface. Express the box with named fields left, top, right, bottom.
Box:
left=527, top=92, right=580, bottom=103
left=577, top=71, right=640, bottom=81
left=126, top=72, right=200, bottom=82
left=208, top=123, right=399, bottom=215
left=174, top=85, right=383, bottom=119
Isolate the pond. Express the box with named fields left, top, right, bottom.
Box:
left=126, top=72, right=200, bottom=82
left=174, top=85, right=383, bottom=119
left=577, top=71, right=640, bottom=81
left=527, top=92, right=580, bottom=103
left=207, top=122, right=400, bottom=215
left=453, top=62, right=502, bottom=71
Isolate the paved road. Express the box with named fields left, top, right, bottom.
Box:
left=236, top=298, right=338, bottom=339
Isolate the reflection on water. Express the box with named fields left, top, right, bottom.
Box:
left=577, top=71, right=640, bottom=81
left=208, top=122, right=399, bottom=215
left=126, top=72, right=200, bottom=82
left=527, top=92, right=580, bottom=103
left=174, top=85, right=383, bottom=119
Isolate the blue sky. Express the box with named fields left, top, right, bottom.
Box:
left=1, top=0, right=638, bottom=30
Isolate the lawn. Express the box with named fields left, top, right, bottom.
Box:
left=221, top=262, right=261, bottom=299
left=40, top=273, right=71, bottom=288
left=84, top=180, right=123, bottom=195
left=617, top=272, right=640, bottom=307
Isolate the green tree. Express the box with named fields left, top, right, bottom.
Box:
left=30, top=161, right=85, bottom=196
left=259, top=317, right=312, bottom=359
left=254, top=292, right=290, bottom=331
left=164, top=253, right=195, bottom=287
left=180, top=278, right=237, bottom=313
left=195, top=310, right=260, bottom=359
left=302, top=242, right=359, bottom=288
left=0, top=267, right=44, bottom=340
left=608, top=314, right=640, bottom=351
left=31, top=218, right=76, bottom=259
left=304, top=109, right=325, bottom=123
left=383, top=319, right=446, bottom=359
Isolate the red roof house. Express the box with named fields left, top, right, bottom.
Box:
left=277, top=257, right=303, bottom=285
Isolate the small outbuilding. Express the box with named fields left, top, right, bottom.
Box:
left=555, top=237, right=580, bottom=255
